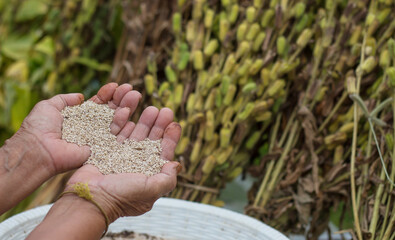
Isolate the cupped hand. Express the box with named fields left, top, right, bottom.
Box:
left=65, top=105, right=182, bottom=222
left=18, top=83, right=141, bottom=175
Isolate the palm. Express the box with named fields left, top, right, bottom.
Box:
left=65, top=83, right=181, bottom=220
left=21, top=83, right=143, bottom=173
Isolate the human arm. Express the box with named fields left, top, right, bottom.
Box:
left=0, top=83, right=141, bottom=214
left=27, top=105, right=182, bottom=240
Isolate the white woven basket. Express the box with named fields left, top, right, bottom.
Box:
left=0, top=198, right=288, bottom=240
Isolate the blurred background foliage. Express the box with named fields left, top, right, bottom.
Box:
left=0, top=0, right=123, bottom=220
left=0, top=0, right=123, bottom=144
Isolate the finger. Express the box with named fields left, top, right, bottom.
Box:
left=90, top=82, right=118, bottom=104
left=130, top=106, right=159, bottom=141
left=148, top=108, right=174, bottom=140
left=110, top=83, right=133, bottom=107
left=110, top=107, right=131, bottom=135
left=148, top=161, right=179, bottom=196
left=55, top=143, right=91, bottom=172
left=119, top=91, right=142, bottom=116
left=160, top=122, right=182, bottom=161
left=48, top=93, right=84, bottom=111
left=117, top=121, right=136, bottom=142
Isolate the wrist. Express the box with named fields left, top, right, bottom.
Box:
left=63, top=183, right=121, bottom=223
left=12, top=127, right=55, bottom=176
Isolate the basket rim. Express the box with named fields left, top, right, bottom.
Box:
left=0, top=198, right=288, bottom=239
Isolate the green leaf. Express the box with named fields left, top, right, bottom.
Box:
left=71, top=57, right=112, bottom=72
left=1, top=35, right=35, bottom=60
left=15, top=0, right=48, bottom=22
left=35, top=36, right=55, bottom=57
left=11, top=83, right=31, bottom=132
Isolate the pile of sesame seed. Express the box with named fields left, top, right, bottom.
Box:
left=61, top=101, right=167, bottom=176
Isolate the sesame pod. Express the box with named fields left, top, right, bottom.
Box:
left=314, top=86, right=328, bottom=102
left=292, top=2, right=305, bottom=18
left=278, top=59, right=300, bottom=75
left=386, top=67, right=395, bottom=88
left=204, top=88, right=217, bottom=110
left=242, top=82, right=257, bottom=94
left=260, top=68, right=271, bottom=86
left=246, top=23, right=260, bottom=41
left=175, top=137, right=190, bottom=155
left=220, top=127, right=232, bottom=148
left=237, top=59, right=252, bottom=77
left=385, top=133, right=394, bottom=151
left=217, top=146, right=234, bottom=164
left=238, top=102, right=255, bottom=120
left=174, top=84, right=183, bottom=106
left=339, top=122, right=354, bottom=134
left=379, top=50, right=390, bottom=68
left=346, top=76, right=356, bottom=94
left=204, top=9, right=215, bottom=29
left=252, top=32, right=266, bottom=52
left=236, top=41, right=250, bottom=58
left=192, top=0, right=204, bottom=20
left=348, top=25, right=361, bottom=46
left=202, top=155, right=217, bottom=174
left=215, top=90, right=222, bottom=108
left=237, top=22, right=248, bottom=42
left=361, top=56, right=377, bottom=74
left=253, top=99, right=272, bottom=112
left=172, top=12, right=182, bottom=34
left=377, top=8, right=391, bottom=23
left=158, top=82, right=170, bottom=97
left=203, top=134, right=219, bottom=156
left=388, top=39, right=395, bottom=59
left=177, top=51, right=190, bottom=70
left=255, top=111, right=272, bottom=122
left=186, top=93, right=196, bottom=113
left=186, top=21, right=195, bottom=43
left=261, top=9, right=275, bottom=27
left=206, top=73, right=222, bottom=89
left=228, top=4, right=239, bottom=24
left=249, top=59, right=264, bottom=75
left=295, top=14, right=309, bottom=33
left=254, top=0, right=263, bottom=8
left=219, top=19, right=230, bottom=42
left=324, top=132, right=347, bottom=146
left=333, top=146, right=344, bottom=164
left=222, top=54, right=236, bottom=75
left=188, top=112, right=205, bottom=123
left=276, top=36, right=288, bottom=57
left=165, top=65, right=177, bottom=83
left=234, top=95, right=245, bottom=112
left=197, top=71, right=208, bottom=90
left=144, top=74, right=155, bottom=95
left=269, top=61, right=281, bottom=80
left=204, top=39, right=219, bottom=57
left=190, top=139, right=202, bottom=163
left=220, top=75, right=231, bottom=95
left=204, top=111, right=215, bottom=141
left=296, top=29, right=313, bottom=48
left=222, top=107, right=234, bottom=124
left=221, top=0, right=230, bottom=7
left=267, top=79, right=285, bottom=97
left=193, top=50, right=204, bottom=70
left=178, top=0, right=186, bottom=7
left=194, top=97, right=204, bottom=111
left=246, top=131, right=261, bottom=149
left=228, top=167, right=243, bottom=180
left=246, top=6, right=256, bottom=23
left=224, top=84, right=237, bottom=106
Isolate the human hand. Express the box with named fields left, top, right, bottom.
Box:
left=18, top=83, right=142, bottom=175
left=64, top=105, right=182, bottom=222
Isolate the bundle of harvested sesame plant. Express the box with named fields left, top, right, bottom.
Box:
left=61, top=101, right=167, bottom=176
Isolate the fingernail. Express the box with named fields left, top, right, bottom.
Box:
left=79, top=94, right=85, bottom=103
left=174, top=162, right=182, bottom=174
